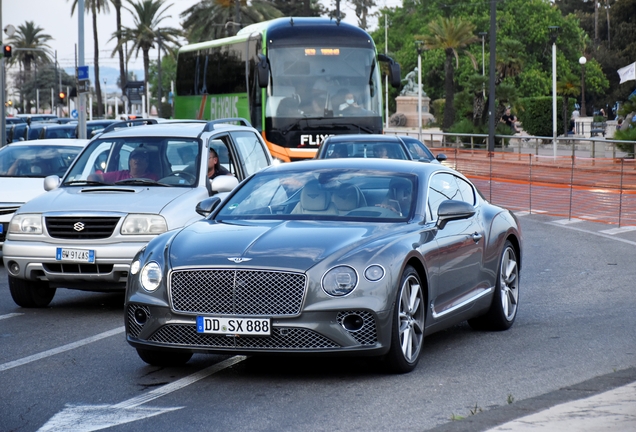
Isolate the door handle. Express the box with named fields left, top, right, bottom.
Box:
left=472, top=232, right=483, bottom=243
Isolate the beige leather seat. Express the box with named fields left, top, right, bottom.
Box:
left=292, top=180, right=339, bottom=215
left=332, top=183, right=367, bottom=214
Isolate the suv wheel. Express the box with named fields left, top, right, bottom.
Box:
left=9, top=276, right=56, bottom=308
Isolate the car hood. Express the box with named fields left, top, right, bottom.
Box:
left=17, top=185, right=194, bottom=214
left=0, top=178, right=49, bottom=205
left=168, top=219, right=392, bottom=271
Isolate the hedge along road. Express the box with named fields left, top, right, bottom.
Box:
left=0, top=212, right=635, bottom=432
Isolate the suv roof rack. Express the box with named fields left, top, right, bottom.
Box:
left=203, top=118, right=252, bottom=132
left=97, top=118, right=159, bottom=136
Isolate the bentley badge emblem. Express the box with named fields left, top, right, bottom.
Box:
left=228, top=257, right=252, bottom=263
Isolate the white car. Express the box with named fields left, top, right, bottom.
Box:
left=0, top=139, right=88, bottom=256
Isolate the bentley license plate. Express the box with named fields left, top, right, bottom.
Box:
left=196, top=316, right=270, bottom=336
left=56, top=248, right=95, bottom=263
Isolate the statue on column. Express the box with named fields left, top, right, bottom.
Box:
left=400, top=67, right=427, bottom=97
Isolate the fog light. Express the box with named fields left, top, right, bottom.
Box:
left=342, top=314, right=364, bottom=332
left=8, top=261, right=20, bottom=275
left=134, top=308, right=148, bottom=325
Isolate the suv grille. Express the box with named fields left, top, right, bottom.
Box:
left=45, top=216, right=120, bottom=239
left=169, top=269, right=306, bottom=316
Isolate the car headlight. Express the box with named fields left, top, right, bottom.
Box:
left=364, top=265, right=385, bottom=282
left=9, top=214, right=43, bottom=234
left=322, top=265, right=358, bottom=297
left=121, top=214, right=167, bottom=235
left=140, top=262, right=162, bottom=292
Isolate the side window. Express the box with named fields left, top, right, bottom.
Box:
left=428, top=173, right=460, bottom=219
left=209, top=136, right=236, bottom=176
left=230, top=131, right=269, bottom=177
left=455, top=176, right=476, bottom=206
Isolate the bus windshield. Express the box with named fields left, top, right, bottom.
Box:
left=266, top=46, right=382, bottom=120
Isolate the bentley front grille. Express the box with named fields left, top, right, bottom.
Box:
left=45, top=216, right=120, bottom=239
left=148, top=324, right=339, bottom=350
left=169, top=269, right=306, bottom=316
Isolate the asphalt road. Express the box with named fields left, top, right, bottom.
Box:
left=1, top=212, right=635, bottom=432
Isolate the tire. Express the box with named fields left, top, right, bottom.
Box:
left=385, top=265, right=426, bottom=374
left=136, top=348, right=193, bottom=367
left=8, top=276, right=56, bottom=308
left=468, top=240, right=519, bottom=331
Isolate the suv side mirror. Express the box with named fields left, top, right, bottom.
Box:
left=44, top=175, right=61, bottom=191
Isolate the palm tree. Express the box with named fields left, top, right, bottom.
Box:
left=181, top=0, right=284, bottom=43
left=419, top=17, right=478, bottom=131
left=114, top=0, right=182, bottom=115
left=69, top=0, right=110, bottom=118
left=557, top=73, right=580, bottom=135
left=6, top=21, right=53, bottom=113
left=111, top=0, right=127, bottom=94
left=495, top=39, right=525, bottom=84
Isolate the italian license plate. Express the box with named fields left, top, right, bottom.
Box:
left=196, top=316, right=270, bottom=336
left=56, top=248, right=95, bottom=263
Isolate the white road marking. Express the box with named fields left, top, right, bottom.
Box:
left=553, top=218, right=583, bottom=225
left=0, top=313, right=23, bottom=321
left=38, top=356, right=247, bottom=432
left=547, top=222, right=636, bottom=246
left=0, top=327, right=125, bottom=373
left=600, top=226, right=636, bottom=235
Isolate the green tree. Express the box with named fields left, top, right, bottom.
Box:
left=148, top=54, right=176, bottom=118
left=557, top=72, right=580, bottom=135
left=5, top=21, right=53, bottom=113
left=69, top=0, right=110, bottom=118
left=418, top=16, right=478, bottom=130
left=180, top=0, right=284, bottom=43
left=114, top=0, right=182, bottom=115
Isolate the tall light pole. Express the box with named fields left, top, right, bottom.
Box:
left=103, top=77, right=107, bottom=118
left=416, top=41, right=424, bottom=140
left=549, top=26, right=560, bottom=158
left=579, top=56, right=587, bottom=117
left=479, top=32, right=487, bottom=98
left=385, top=14, right=388, bottom=129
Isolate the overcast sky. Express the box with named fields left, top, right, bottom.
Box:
left=3, top=0, right=399, bottom=74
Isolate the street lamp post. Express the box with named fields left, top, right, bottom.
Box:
left=416, top=41, right=424, bottom=141
left=549, top=26, right=560, bottom=158
left=103, top=78, right=107, bottom=118
left=579, top=56, right=587, bottom=117
left=479, top=32, right=487, bottom=98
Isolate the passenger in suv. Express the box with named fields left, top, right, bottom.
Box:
left=3, top=118, right=272, bottom=308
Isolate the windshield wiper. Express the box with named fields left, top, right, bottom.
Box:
left=64, top=180, right=110, bottom=186
left=114, top=178, right=167, bottom=186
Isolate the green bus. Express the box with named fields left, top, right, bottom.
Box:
left=175, top=17, right=401, bottom=162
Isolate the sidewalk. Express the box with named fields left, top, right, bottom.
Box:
left=426, top=367, right=636, bottom=431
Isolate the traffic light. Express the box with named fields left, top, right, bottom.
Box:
left=2, top=45, right=11, bottom=58
left=58, top=91, right=67, bottom=104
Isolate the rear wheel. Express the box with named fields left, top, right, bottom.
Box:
left=9, top=276, right=56, bottom=308
left=385, top=266, right=425, bottom=374
left=136, top=348, right=193, bottom=367
left=468, top=240, right=519, bottom=331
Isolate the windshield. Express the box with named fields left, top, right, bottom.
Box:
left=266, top=47, right=382, bottom=119
left=218, top=169, right=417, bottom=221
left=319, top=140, right=410, bottom=160
left=64, top=137, right=201, bottom=186
left=0, top=145, right=82, bottom=178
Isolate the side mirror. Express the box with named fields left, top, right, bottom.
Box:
left=436, top=200, right=475, bottom=230
left=44, top=175, right=61, bottom=191
left=210, top=175, right=239, bottom=193
left=257, top=54, right=269, bottom=88
left=436, top=153, right=448, bottom=163
left=379, top=54, right=402, bottom=88
left=196, top=196, right=222, bottom=217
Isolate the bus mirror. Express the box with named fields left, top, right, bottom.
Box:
left=257, top=54, right=269, bottom=88
left=379, top=54, right=402, bottom=88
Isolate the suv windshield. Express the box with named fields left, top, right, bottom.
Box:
left=64, top=137, right=201, bottom=186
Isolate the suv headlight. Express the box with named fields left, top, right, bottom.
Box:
left=121, top=214, right=167, bottom=235
left=9, top=214, right=43, bottom=234
left=322, top=265, right=358, bottom=297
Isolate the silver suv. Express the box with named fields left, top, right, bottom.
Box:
left=3, top=118, right=272, bottom=307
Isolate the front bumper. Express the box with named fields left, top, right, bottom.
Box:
left=3, top=239, right=148, bottom=290
left=125, top=302, right=393, bottom=356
